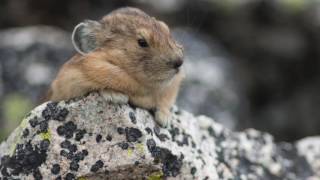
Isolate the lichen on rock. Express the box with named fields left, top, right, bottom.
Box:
left=0, top=92, right=319, bottom=179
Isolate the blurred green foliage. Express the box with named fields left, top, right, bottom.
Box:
left=280, top=0, right=307, bottom=12
left=1, top=93, right=33, bottom=141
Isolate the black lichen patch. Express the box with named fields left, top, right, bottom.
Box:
left=60, top=140, right=77, bottom=153
left=62, top=149, right=88, bottom=163
left=207, top=127, right=215, bottom=137
left=73, top=151, right=86, bottom=162
left=42, top=102, right=69, bottom=122
left=60, top=140, right=71, bottom=149
left=129, top=112, right=136, bottom=124
left=169, top=127, right=190, bottom=147
left=29, top=117, right=39, bottom=128
left=176, top=133, right=189, bottom=147
left=56, top=121, right=77, bottom=139
left=134, top=161, right=140, bottom=166
left=60, top=150, right=69, bottom=158
left=0, top=141, right=47, bottom=177
left=125, top=127, right=142, bottom=142
left=169, top=127, right=180, bottom=140
left=33, top=168, right=42, bottom=180
left=39, top=121, right=48, bottom=133
left=153, top=126, right=169, bottom=142
left=191, top=141, right=196, bottom=148
left=69, top=144, right=77, bottom=153
left=82, top=150, right=89, bottom=156
left=197, top=149, right=202, bottom=154
left=69, top=161, right=79, bottom=171
left=96, top=134, right=102, bottom=143
left=174, top=109, right=182, bottom=115
left=29, top=103, right=69, bottom=136
left=65, top=173, right=75, bottom=180
left=40, top=140, right=50, bottom=151
left=1, top=165, right=9, bottom=176
left=51, top=164, right=60, bottom=174
left=118, top=142, right=129, bottom=150
left=106, top=134, right=112, bottom=141
left=75, top=129, right=86, bottom=141
left=117, top=127, right=125, bottom=135
left=57, top=126, right=66, bottom=136
left=60, top=141, right=87, bottom=164
left=22, top=128, right=30, bottom=138
left=90, top=160, right=104, bottom=172
left=153, top=126, right=160, bottom=136
left=146, top=139, right=183, bottom=177
left=145, top=127, right=153, bottom=136
left=190, top=167, right=197, bottom=175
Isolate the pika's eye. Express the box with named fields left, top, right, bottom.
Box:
left=138, top=38, right=149, bottom=48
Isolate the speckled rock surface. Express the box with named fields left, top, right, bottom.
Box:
left=0, top=92, right=319, bottom=180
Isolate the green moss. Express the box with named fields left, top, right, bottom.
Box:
left=127, top=148, right=133, bottom=157
left=280, top=0, right=307, bottom=13
left=2, top=93, right=33, bottom=141
left=40, top=130, right=51, bottom=140
left=148, top=171, right=163, bottom=180
left=212, top=0, right=243, bottom=14
left=77, top=177, right=88, bottom=180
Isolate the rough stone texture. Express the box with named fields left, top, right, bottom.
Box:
left=173, top=28, right=245, bottom=129
left=0, top=26, right=74, bottom=102
left=0, top=92, right=319, bottom=179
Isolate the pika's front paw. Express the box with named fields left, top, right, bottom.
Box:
left=155, top=109, right=172, bottom=128
left=100, top=90, right=129, bottom=104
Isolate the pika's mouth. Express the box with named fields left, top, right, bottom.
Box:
left=175, top=67, right=181, bottom=74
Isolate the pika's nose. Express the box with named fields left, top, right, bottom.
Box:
left=173, top=58, right=183, bottom=69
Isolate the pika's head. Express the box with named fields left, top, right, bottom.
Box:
left=72, top=7, right=184, bottom=84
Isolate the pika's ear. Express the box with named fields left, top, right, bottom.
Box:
left=72, top=20, right=102, bottom=55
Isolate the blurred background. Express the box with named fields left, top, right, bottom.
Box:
left=0, top=0, right=320, bottom=142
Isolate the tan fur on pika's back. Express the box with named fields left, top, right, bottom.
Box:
left=48, top=7, right=185, bottom=127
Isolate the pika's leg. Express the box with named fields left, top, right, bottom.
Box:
left=155, top=108, right=172, bottom=128
left=154, top=75, right=183, bottom=128
left=100, top=89, right=129, bottom=104
left=130, top=94, right=172, bottom=127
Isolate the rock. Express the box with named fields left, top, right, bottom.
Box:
left=173, top=28, right=246, bottom=130
left=0, top=26, right=74, bottom=141
left=0, top=26, right=74, bottom=102
left=0, top=92, right=319, bottom=179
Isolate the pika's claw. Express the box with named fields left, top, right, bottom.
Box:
left=100, top=90, right=129, bottom=104
left=155, top=109, right=172, bottom=128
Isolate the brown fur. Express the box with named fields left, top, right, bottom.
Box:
left=47, top=7, right=184, bottom=127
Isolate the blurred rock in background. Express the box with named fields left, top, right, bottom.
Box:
left=173, top=28, right=247, bottom=130
left=0, top=0, right=320, bottom=142
left=0, top=26, right=74, bottom=139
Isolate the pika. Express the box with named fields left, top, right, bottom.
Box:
left=47, top=7, right=184, bottom=127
